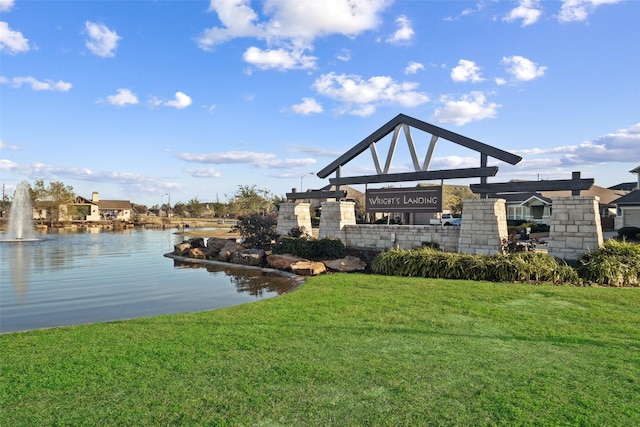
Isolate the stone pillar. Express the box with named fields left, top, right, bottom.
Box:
left=548, top=196, right=603, bottom=261
left=276, top=202, right=312, bottom=237
left=318, top=201, right=356, bottom=241
left=458, top=198, right=508, bottom=255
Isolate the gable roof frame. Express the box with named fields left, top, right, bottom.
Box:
left=317, top=113, right=522, bottom=187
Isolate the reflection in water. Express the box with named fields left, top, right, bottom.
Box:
left=8, top=242, right=30, bottom=300
left=173, top=261, right=294, bottom=297
left=1, top=229, right=296, bottom=333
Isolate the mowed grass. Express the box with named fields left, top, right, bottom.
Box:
left=2, top=274, right=640, bottom=426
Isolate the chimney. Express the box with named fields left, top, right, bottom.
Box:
left=92, top=192, right=99, bottom=203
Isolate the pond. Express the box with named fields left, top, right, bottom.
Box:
left=0, top=228, right=296, bottom=334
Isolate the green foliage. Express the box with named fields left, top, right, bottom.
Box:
left=287, top=226, right=308, bottom=238
left=272, top=236, right=346, bottom=259
left=372, top=248, right=579, bottom=284
left=618, top=226, right=640, bottom=240
left=186, top=198, right=203, bottom=217
left=507, top=221, right=550, bottom=235
left=232, top=213, right=278, bottom=248
left=29, top=179, right=75, bottom=224
left=227, top=185, right=278, bottom=217
left=576, top=239, right=640, bottom=286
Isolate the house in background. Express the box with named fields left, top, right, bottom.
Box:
left=500, top=192, right=553, bottom=224
left=33, top=192, right=132, bottom=222
left=613, top=166, right=640, bottom=229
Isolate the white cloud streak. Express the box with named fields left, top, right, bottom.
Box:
left=312, top=72, right=429, bottom=116
left=451, top=59, right=484, bottom=83
left=1, top=76, right=72, bottom=91
left=106, top=88, right=139, bottom=106
left=503, top=0, right=543, bottom=26
left=558, top=0, right=621, bottom=23
left=85, top=21, right=120, bottom=58
left=291, top=97, right=323, bottom=115
left=432, top=91, right=500, bottom=126
left=502, top=55, right=547, bottom=81
left=0, top=21, right=29, bottom=54
left=385, top=15, right=414, bottom=44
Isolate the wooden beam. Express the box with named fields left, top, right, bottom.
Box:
left=470, top=178, right=594, bottom=194
left=286, top=190, right=347, bottom=200
left=328, top=166, right=499, bottom=186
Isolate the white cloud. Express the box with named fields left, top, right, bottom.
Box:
left=185, top=167, right=222, bottom=178
left=0, top=139, right=18, bottom=150
left=502, top=55, right=547, bottom=81
left=106, top=88, right=139, bottom=106
left=336, top=48, right=351, bottom=62
left=560, top=123, right=640, bottom=165
left=404, top=61, right=425, bottom=75
left=164, top=92, right=192, bottom=109
left=283, top=144, right=343, bottom=158
left=0, top=21, right=29, bottom=54
left=84, top=21, right=120, bottom=58
left=197, top=0, right=391, bottom=70
left=178, top=150, right=315, bottom=169
left=451, top=59, right=484, bottom=83
left=291, top=97, right=323, bottom=115
left=243, top=45, right=317, bottom=70
left=0, top=0, right=14, bottom=12
left=385, top=15, right=414, bottom=44
left=558, top=0, right=621, bottom=23
left=2, top=76, right=72, bottom=91
left=312, top=72, right=429, bottom=116
left=503, top=0, right=543, bottom=26
left=432, top=91, right=500, bottom=126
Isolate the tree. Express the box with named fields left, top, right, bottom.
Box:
left=30, top=180, right=75, bottom=224
left=172, top=202, right=187, bottom=217
left=444, top=185, right=478, bottom=214
left=187, top=198, right=203, bottom=217
left=227, top=185, right=277, bottom=217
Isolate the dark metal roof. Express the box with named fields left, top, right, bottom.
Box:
left=317, top=113, right=522, bottom=179
left=612, top=190, right=640, bottom=205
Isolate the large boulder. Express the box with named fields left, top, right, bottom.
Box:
left=173, top=242, right=192, bottom=256
left=266, top=254, right=308, bottom=270
left=290, top=261, right=326, bottom=276
left=323, top=256, right=366, bottom=272
left=188, top=247, right=208, bottom=259
left=218, top=241, right=246, bottom=262
left=206, top=237, right=237, bottom=258
left=233, top=249, right=266, bottom=266
left=186, top=237, right=206, bottom=249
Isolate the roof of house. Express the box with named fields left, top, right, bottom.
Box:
left=498, top=192, right=552, bottom=205
left=98, top=200, right=132, bottom=210
left=540, top=185, right=627, bottom=206
left=609, top=182, right=638, bottom=191
left=612, top=190, right=640, bottom=205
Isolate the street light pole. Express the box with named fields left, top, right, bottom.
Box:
left=300, top=172, right=315, bottom=192
left=161, top=193, right=169, bottom=217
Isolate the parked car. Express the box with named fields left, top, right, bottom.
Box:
left=430, top=213, right=461, bottom=226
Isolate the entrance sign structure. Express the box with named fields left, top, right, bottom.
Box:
left=278, top=114, right=603, bottom=260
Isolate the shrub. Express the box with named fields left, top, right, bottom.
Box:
left=371, top=248, right=579, bottom=285
left=287, top=226, right=308, bottom=238
left=232, top=213, right=278, bottom=248
left=617, top=226, right=640, bottom=240
left=576, top=239, right=640, bottom=286
left=272, top=236, right=346, bottom=259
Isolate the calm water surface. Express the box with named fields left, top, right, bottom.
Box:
left=0, top=228, right=295, bottom=333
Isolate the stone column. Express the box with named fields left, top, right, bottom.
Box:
left=276, top=202, right=312, bottom=237
left=318, top=201, right=356, bottom=241
left=548, top=196, right=603, bottom=261
left=457, top=198, right=508, bottom=255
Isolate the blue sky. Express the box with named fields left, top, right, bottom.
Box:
left=1, top=0, right=639, bottom=207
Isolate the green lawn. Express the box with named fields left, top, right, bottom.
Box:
left=2, top=274, right=640, bottom=426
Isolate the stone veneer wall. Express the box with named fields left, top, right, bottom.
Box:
left=457, top=198, right=508, bottom=255
left=318, top=201, right=356, bottom=240
left=276, top=202, right=312, bottom=237
left=342, top=224, right=460, bottom=251
left=548, top=196, right=603, bottom=261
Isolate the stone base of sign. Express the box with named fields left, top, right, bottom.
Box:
left=318, top=201, right=357, bottom=240
left=548, top=196, right=603, bottom=261
left=342, top=224, right=460, bottom=251
left=276, top=202, right=312, bottom=237
left=457, top=198, right=508, bottom=255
